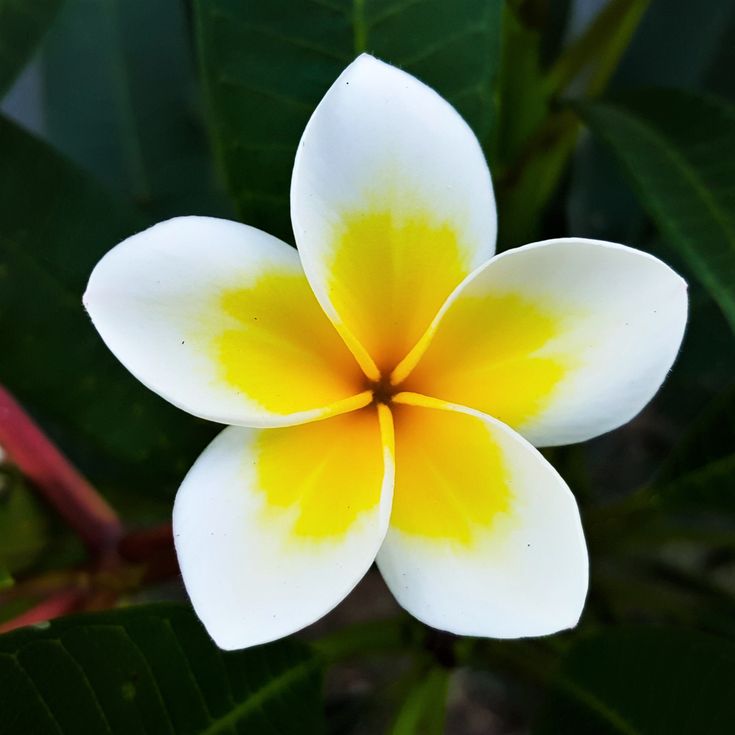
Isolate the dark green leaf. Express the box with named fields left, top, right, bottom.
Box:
left=578, top=90, right=735, bottom=334
left=195, top=0, right=503, bottom=242
left=0, top=115, right=215, bottom=509
left=0, top=603, right=324, bottom=734
left=495, top=5, right=548, bottom=167
left=0, top=0, right=63, bottom=96
left=703, top=7, right=735, bottom=101
left=614, top=0, right=734, bottom=92
left=42, top=0, right=230, bottom=218
left=567, top=0, right=735, bottom=255
left=586, top=374, right=735, bottom=554
left=649, top=382, right=735, bottom=515
left=533, top=627, right=735, bottom=734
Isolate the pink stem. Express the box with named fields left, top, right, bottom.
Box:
left=118, top=523, right=179, bottom=582
left=118, top=523, right=173, bottom=561
left=0, top=384, right=123, bottom=552
left=0, top=589, right=85, bottom=634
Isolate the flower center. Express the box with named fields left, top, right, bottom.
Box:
left=368, top=373, right=396, bottom=405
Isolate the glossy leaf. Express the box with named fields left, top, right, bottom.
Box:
left=568, top=0, right=735, bottom=249
left=42, top=0, right=229, bottom=218
left=0, top=115, right=215, bottom=506
left=0, top=603, right=324, bottom=734
left=0, top=0, right=62, bottom=96
left=578, top=90, right=735, bottom=334
left=195, top=0, right=503, bottom=242
left=533, top=627, right=735, bottom=734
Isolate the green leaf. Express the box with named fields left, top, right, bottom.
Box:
left=614, top=0, right=734, bottom=92
left=0, top=0, right=63, bottom=96
left=533, top=627, right=735, bottom=734
left=1, top=470, right=88, bottom=581
left=567, top=1, right=735, bottom=250
left=0, top=566, right=12, bottom=590
left=495, top=5, right=548, bottom=167
left=496, top=0, right=650, bottom=248
left=0, top=115, right=215, bottom=509
left=42, top=0, right=230, bottom=219
left=0, top=466, right=47, bottom=572
left=587, top=378, right=735, bottom=552
left=649, top=382, right=735, bottom=515
left=545, top=0, right=650, bottom=98
left=0, top=603, right=324, bottom=734
left=195, top=0, right=503, bottom=242
left=0, top=465, right=83, bottom=575
left=390, top=668, right=449, bottom=735
left=578, top=90, right=735, bottom=334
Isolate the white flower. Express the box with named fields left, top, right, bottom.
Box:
left=84, top=55, right=687, bottom=650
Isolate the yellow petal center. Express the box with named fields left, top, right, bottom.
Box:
left=328, top=209, right=469, bottom=374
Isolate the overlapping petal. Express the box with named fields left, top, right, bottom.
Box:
left=377, top=393, right=588, bottom=638
left=397, top=238, right=687, bottom=446
left=291, top=54, right=497, bottom=377
left=173, top=405, right=394, bottom=649
left=84, top=216, right=370, bottom=428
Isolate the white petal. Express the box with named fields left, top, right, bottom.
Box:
left=84, top=216, right=369, bottom=428
left=291, top=54, right=496, bottom=376
left=174, top=405, right=394, bottom=650
left=399, top=238, right=688, bottom=446
left=377, top=394, right=588, bottom=638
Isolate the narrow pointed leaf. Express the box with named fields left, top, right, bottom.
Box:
left=195, top=0, right=503, bottom=242
left=41, top=0, right=229, bottom=219
left=0, top=0, right=63, bottom=96
left=578, top=90, right=735, bottom=334
left=534, top=627, right=735, bottom=734
left=0, top=116, right=214, bottom=505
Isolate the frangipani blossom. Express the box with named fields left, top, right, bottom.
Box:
left=84, top=55, right=687, bottom=650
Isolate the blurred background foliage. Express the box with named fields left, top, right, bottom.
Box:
left=1, top=0, right=734, bottom=732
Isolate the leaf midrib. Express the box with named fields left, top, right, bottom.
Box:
left=583, top=100, right=735, bottom=326
left=200, top=658, right=319, bottom=735
left=555, top=676, right=642, bottom=735
left=597, top=102, right=735, bottom=248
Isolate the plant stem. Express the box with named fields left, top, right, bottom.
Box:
left=545, top=0, right=651, bottom=97
left=0, top=384, right=122, bottom=552
left=0, top=588, right=85, bottom=634
left=118, top=523, right=179, bottom=583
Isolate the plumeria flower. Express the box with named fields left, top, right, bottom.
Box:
left=84, top=55, right=687, bottom=650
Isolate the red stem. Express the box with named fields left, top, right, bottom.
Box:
left=118, top=524, right=179, bottom=583
left=117, top=523, right=173, bottom=561
left=0, top=384, right=123, bottom=552
left=0, top=589, right=85, bottom=634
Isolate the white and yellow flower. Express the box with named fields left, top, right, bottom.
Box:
left=84, top=55, right=687, bottom=650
